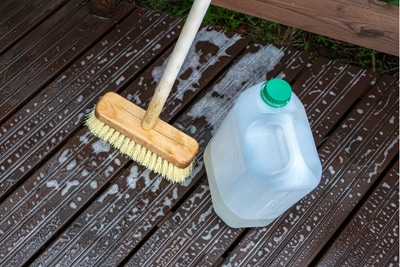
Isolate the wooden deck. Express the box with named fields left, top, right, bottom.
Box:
left=213, top=0, right=399, bottom=56
left=0, top=1, right=398, bottom=266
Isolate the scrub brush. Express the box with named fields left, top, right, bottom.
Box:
left=86, top=0, right=211, bottom=182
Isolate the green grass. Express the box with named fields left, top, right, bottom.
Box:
left=380, top=0, right=399, bottom=5
left=128, top=0, right=399, bottom=76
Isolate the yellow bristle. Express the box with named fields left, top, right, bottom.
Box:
left=142, top=150, right=151, bottom=167
left=136, top=146, right=147, bottom=163
left=148, top=153, right=158, bottom=170
left=103, top=127, right=115, bottom=142
left=113, top=135, right=125, bottom=152
left=108, top=131, right=120, bottom=145
left=85, top=109, right=195, bottom=182
left=119, top=137, right=131, bottom=154
left=154, top=157, right=163, bottom=174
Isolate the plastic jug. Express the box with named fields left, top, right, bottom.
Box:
left=203, top=78, right=322, bottom=228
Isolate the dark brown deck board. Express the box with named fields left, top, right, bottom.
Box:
left=28, top=26, right=251, bottom=267
left=316, top=159, right=399, bottom=266
left=122, top=44, right=307, bottom=267
left=0, top=6, right=174, bottom=199
left=126, top=179, right=237, bottom=267
left=292, top=57, right=376, bottom=145
left=0, top=7, right=187, bottom=265
left=125, top=51, right=396, bottom=267
left=0, top=0, right=135, bottom=124
left=220, top=74, right=399, bottom=266
left=0, top=0, right=67, bottom=54
left=0, top=1, right=398, bottom=266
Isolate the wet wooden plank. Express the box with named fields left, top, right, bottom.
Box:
left=122, top=44, right=303, bottom=267
left=126, top=180, right=236, bottom=267
left=271, top=54, right=377, bottom=145
left=267, top=47, right=312, bottom=81
left=315, top=160, right=399, bottom=266
left=124, top=53, right=382, bottom=266
left=29, top=27, right=251, bottom=267
left=92, top=0, right=121, bottom=18
left=0, top=0, right=67, bottom=54
left=4, top=12, right=249, bottom=266
left=0, top=1, right=398, bottom=266
left=0, top=0, right=134, bottom=123
left=0, top=6, right=165, bottom=199
left=220, top=75, right=399, bottom=266
left=0, top=8, right=187, bottom=265
left=293, top=58, right=376, bottom=145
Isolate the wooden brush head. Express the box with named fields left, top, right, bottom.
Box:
left=94, top=92, right=199, bottom=169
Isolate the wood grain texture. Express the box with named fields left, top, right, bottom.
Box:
left=0, top=7, right=184, bottom=266
left=0, top=1, right=135, bottom=200
left=0, top=0, right=66, bottom=54
left=220, top=74, right=399, bottom=266
left=212, top=0, right=399, bottom=55
left=27, top=26, right=251, bottom=267
left=91, top=0, right=121, bottom=18
left=0, top=2, right=398, bottom=266
left=316, top=160, right=399, bottom=266
left=0, top=15, right=251, bottom=265
left=124, top=43, right=310, bottom=267
left=0, top=0, right=134, bottom=124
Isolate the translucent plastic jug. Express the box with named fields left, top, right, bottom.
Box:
left=204, top=78, right=322, bottom=228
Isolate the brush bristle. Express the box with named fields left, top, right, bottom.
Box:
left=85, top=108, right=194, bottom=183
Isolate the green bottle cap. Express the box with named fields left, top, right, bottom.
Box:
left=260, top=78, right=292, bottom=108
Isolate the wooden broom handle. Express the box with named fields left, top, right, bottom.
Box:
left=141, top=0, right=211, bottom=130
